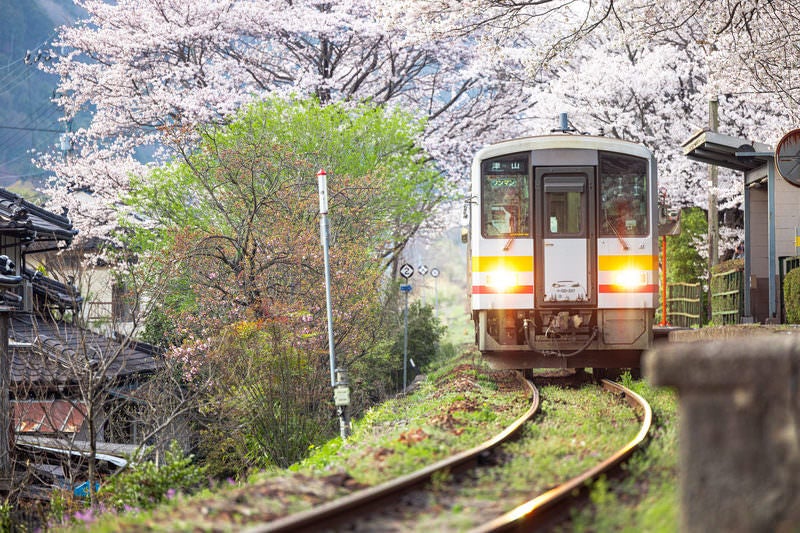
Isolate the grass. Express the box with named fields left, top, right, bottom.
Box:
left=59, top=354, right=679, bottom=532
left=291, top=354, right=530, bottom=486
left=564, top=378, right=679, bottom=532
left=402, top=380, right=652, bottom=530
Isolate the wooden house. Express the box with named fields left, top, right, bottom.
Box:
left=0, top=189, right=160, bottom=486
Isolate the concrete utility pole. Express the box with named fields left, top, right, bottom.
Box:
left=708, top=96, right=719, bottom=268
left=707, top=96, right=719, bottom=322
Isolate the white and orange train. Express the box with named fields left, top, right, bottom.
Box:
left=468, top=134, right=658, bottom=370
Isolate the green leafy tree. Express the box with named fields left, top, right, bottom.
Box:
left=121, top=96, right=449, bottom=475
left=389, top=300, right=446, bottom=390
left=666, top=207, right=707, bottom=284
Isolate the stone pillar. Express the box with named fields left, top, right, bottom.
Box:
left=644, top=335, right=800, bottom=532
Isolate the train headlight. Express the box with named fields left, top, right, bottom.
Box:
left=615, top=268, right=647, bottom=289
left=486, top=269, right=518, bottom=291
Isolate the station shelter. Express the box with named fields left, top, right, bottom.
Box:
left=682, top=129, right=800, bottom=323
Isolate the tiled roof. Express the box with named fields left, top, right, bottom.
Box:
left=0, top=189, right=77, bottom=250
left=9, top=312, right=160, bottom=387
left=24, top=267, right=83, bottom=310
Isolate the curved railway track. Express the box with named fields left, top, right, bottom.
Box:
left=244, top=377, right=651, bottom=533
left=473, top=378, right=652, bottom=532
left=245, top=373, right=540, bottom=533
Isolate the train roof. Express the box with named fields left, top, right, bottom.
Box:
left=474, top=134, right=654, bottom=162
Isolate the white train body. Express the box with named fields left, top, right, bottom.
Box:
left=469, top=135, right=658, bottom=369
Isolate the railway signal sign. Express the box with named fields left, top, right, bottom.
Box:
left=430, top=267, right=440, bottom=278
left=418, top=264, right=429, bottom=276
left=400, top=263, right=414, bottom=279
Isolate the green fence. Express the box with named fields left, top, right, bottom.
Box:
left=666, top=282, right=702, bottom=327
left=710, top=269, right=743, bottom=325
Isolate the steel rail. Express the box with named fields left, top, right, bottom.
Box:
left=244, top=375, right=540, bottom=533
left=472, top=378, right=653, bottom=532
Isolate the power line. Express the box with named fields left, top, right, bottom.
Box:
left=0, top=125, right=64, bottom=133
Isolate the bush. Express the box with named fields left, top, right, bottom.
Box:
left=390, top=301, right=446, bottom=387
left=784, top=267, right=800, bottom=323
left=197, top=320, right=336, bottom=476
left=98, top=441, right=207, bottom=512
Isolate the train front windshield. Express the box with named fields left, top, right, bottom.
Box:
left=598, top=153, right=649, bottom=237
left=481, top=155, right=530, bottom=238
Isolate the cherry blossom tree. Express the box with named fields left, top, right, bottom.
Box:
left=526, top=20, right=789, bottom=207
left=38, top=0, right=535, bottom=244
left=620, top=0, right=800, bottom=112
left=402, top=0, right=793, bottom=242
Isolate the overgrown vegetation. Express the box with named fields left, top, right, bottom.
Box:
left=97, top=442, right=207, bottom=513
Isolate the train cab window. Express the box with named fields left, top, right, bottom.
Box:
left=544, top=176, right=584, bottom=236
left=599, top=153, right=648, bottom=237
left=481, top=156, right=530, bottom=238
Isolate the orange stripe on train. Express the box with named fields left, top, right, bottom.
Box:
left=598, top=255, right=658, bottom=270
left=598, top=284, right=658, bottom=293
left=472, top=256, right=532, bottom=273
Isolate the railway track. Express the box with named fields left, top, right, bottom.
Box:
left=244, top=377, right=651, bottom=532
left=473, top=378, right=652, bottom=532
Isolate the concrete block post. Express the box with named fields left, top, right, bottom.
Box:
left=644, top=336, right=800, bottom=532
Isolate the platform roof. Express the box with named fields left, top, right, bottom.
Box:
left=681, top=129, right=772, bottom=171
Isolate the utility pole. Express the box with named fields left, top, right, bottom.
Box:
left=708, top=96, right=719, bottom=323
left=708, top=96, right=719, bottom=268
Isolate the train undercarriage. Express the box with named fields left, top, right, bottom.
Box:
left=475, top=308, right=652, bottom=369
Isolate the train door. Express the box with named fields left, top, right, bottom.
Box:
left=535, top=167, right=595, bottom=306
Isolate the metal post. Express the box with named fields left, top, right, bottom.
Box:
left=434, top=275, right=439, bottom=319
left=318, top=170, right=336, bottom=387
left=317, top=169, right=350, bottom=438
left=743, top=183, right=752, bottom=321
left=403, top=287, right=409, bottom=393
left=768, top=161, right=777, bottom=319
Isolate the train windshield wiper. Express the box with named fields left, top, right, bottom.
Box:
left=605, top=213, right=630, bottom=250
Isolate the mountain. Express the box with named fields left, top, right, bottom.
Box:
left=0, top=0, right=83, bottom=192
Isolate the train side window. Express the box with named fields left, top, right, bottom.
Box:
left=481, top=157, right=530, bottom=238
left=599, top=153, right=648, bottom=237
